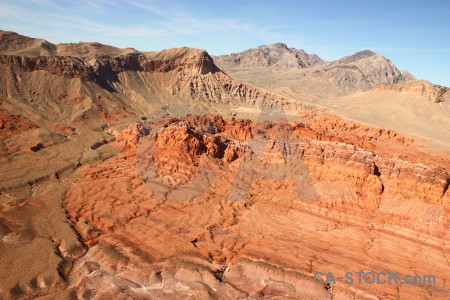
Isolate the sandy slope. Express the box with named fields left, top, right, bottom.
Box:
left=320, top=81, right=450, bottom=152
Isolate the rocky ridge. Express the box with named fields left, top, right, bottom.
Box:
left=0, top=30, right=318, bottom=119
left=310, top=50, right=415, bottom=91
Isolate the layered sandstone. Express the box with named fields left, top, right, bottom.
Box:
left=56, top=115, right=450, bottom=299
left=0, top=31, right=321, bottom=192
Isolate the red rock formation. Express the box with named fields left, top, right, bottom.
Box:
left=61, top=115, right=449, bottom=299
left=0, top=103, right=38, bottom=138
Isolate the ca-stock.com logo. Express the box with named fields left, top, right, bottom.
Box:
left=314, top=271, right=437, bottom=286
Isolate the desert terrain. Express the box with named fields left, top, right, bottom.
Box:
left=0, top=31, right=449, bottom=299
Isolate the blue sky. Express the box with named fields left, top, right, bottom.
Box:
left=1, top=0, right=449, bottom=86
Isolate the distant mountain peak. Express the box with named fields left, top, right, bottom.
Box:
left=269, top=42, right=288, bottom=49
left=213, top=43, right=324, bottom=69
left=355, top=49, right=376, bottom=57
left=337, top=50, right=378, bottom=64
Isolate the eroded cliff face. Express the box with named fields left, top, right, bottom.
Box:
left=0, top=32, right=321, bottom=193
left=57, top=115, right=450, bottom=300
left=0, top=33, right=318, bottom=130
left=0, top=47, right=220, bottom=88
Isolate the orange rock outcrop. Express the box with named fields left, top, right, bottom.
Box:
left=61, top=115, right=449, bottom=299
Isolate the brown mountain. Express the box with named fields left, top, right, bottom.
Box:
left=214, top=42, right=324, bottom=68
left=0, top=32, right=325, bottom=298
left=308, top=49, right=415, bottom=92
left=213, top=43, right=415, bottom=94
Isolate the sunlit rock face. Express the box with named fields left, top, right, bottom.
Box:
left=62, top=114, right=450, bottom=299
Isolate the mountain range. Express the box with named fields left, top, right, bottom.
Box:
left=213, top=42, right=415, bottom=94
